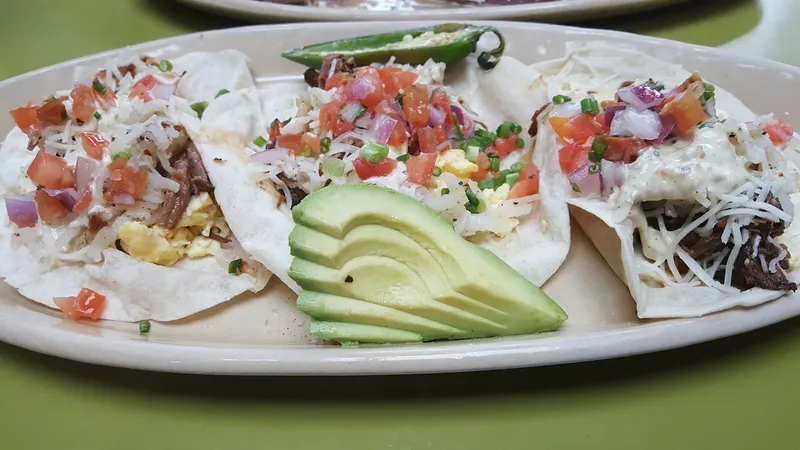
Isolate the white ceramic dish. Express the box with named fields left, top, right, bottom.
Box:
left=175, top=0, right=686, bottom=22
left=2, top=21, right=800, bottom=376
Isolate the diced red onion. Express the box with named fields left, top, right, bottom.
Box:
left=567, top=163, right=601, bottom=196
left=76, top=157, right=98, bottom=193
left=648, top=114, right=677, bottom=145
left=5, top=197, right=38, bottom=227
left=372, top=114, right=398, bottom=145
left=445, top=126, right=457, bottom=140
left=617, top=84, right=663, bottom=111
left=44, top=188, right=78, bottom=212
left=704, top=96, right=718, bottom=120
left=462, top=115, right=475, bottom=139
left=251, top=148, right=289, bottom=165
left=604, top=104, right=627, bottom=127
left=428, top=105, right=446, bottom=127
left=112, top=193, right=135, bottom=205
left=150, top=82, right=177, bottom=101
left=600, top=160, right=625, bottom=197
left=354, top=109, right=376, bottom=129
left=450, top=104, right=464, bottom=125
left=341, top=102, right=364, bottom=123
left=348, top=77, right=373, bottom=100
left=435, top=140, right=452, bottom=152
left=383, top=98, right=404, bottom=118
left=610, top=108, right=662, bottom=140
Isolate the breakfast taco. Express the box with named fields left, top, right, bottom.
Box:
left=186, top=47, right=571, bottom=293
left=530, top=44, right=800, bottom=318
left=0, top=52, right=270, bottom=322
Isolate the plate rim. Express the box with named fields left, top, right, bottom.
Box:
left=173, top=0, right=687, bottom=22
left=2, top=21, right=800, bottom=375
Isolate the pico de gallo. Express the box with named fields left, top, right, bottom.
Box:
left=3, top=55, right=249, bottom=320
left=543, top=71, right=798, bottom=294
left=249, top=55, right=541, bottom=238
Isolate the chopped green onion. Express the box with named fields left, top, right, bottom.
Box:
left=465, top=146, right=480, bottom=162
left=282, top=118, right=291, bottom=126
left=698, top=121, right=715, bottom=129
left=158, top=59, right=173, bottom=72
left=515, top=137, right=525, bottom=149
left=93, top=111, right=102, bottom=120
left=496, top=121, right=523, bottom=138
left=432, top=166, right=442, bottom=177
left=395, top=93, right=404, bottom=106
left=581, top=98, right=600, bottom=115
left=320, top=137, right=332, bottom=154
left=452, top=114, right=464, bottom=141
left=322, top=158, right=345, bottom=177
left=506, top=173, right=520, bottom=187
left=510, top=162, right=524, bottom=173
left=397, top=154, right=411, bottom=162
left=138, top=320, right=151, bottom=334
left=360, top=142, right=389, bottom=164
left=215, top=89, right=230, bottom=98
left=703, top=82, right=715, bottom=101
left=253, top=136, right=267, bottom=147
left=441, top=188, right=450, bottom=195
left=92, top=79, right=106, bottom=94
left=228, top=258, right=243, bottom=275
left=465, top=186, right=481, bottom=214
left=571, top=182, right=581, bottom=193
left=588, top=164, right=600, bottom=174
left=477, top=179, right=495, bottom=190
left=111, top=151, right=132, bottom=161
left=589, top=136, right=608, bottom=163
left=191, top=101, right=209, bottom=119
left=489, top=156, right=500, bottom=171
left=654, top=82, right=665, bottom=92
left=552, top=94, right=572, bottom=105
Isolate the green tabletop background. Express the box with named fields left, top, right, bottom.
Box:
left=1, top=1, right=798, bottom=449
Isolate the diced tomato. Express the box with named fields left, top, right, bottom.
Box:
left=89, top=215, right=107, bottom=233
left=471, top=152, right=491, bottom=181
left=765, top=118, right=794, bottom=146
left=129, top=75, right=158, bottom=102
left=492, top=133, right=521, bottom=158
left=417, top=126, right=439, bottom=153
left=79, top=132, right=108, bottom=160
left=106, top=159, right=148, bottom=199
left=508, top=163, right=540, bottom=199
left=300, top=133, right=321, bottom=157
left=53, top=288, right=106, bottom=321
left=10, top=106, right=41, bottom=135
left=70, top=85, right=99, bottom=122
left=34, top=189, right=68, bottom=224
left=325, top=72, right=354, bottom=91
left=27, top=152, right=75, bottom=189
left=603, top=137, right=647, bottom=164
left=378, top=67, right=418, bottom=96
left=269, top=119, right=282, bottom=142
left=434, top=125, right=448, bottom=144
left=430, top=91, right=454, bottom=125
left=277, top=133, right=321, bottom=157
left=37, top=98, right=67, bottom=128
left=403, top=85, right=429, bottom=129
left=558, top=139, right=591, bottom=174
left=549, top=115, right=606, bottom=144
left=318, top=100, right=354, bottom=138
left=352, top=157, right=397, bottom=180
left=73, top=189, right=93, bottom=213
left=660, top=90, right=706, bottom=133
left=352, top=67, right=384, bottom=108
left=405, top=153, right=438, bottom=185
left=387, top=122, right=408, bottom=148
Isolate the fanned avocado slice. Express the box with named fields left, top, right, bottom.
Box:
left=288, top=183, right=567, bottom=345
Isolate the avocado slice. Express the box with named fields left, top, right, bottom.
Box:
left=288, top=183, right=567, bottom=345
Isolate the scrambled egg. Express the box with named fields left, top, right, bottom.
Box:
left=481, top=184, right=510, bottom=206
left=118, top=193, right=232, bottom=267
left=438, top=149, right=478, bottom=179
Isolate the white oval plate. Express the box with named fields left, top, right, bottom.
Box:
left=2, top=21, right=800, bottom=375
left=175, top=0, right=686, bottom=22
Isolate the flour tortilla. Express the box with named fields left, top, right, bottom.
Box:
left=0, top=119, right=270, bottom=323
left=187, top=56, right=571, bottom=293
left=533, top=43, right=799, bottom=318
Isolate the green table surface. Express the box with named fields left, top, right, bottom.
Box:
left=2, top=1, right=799, bottom=449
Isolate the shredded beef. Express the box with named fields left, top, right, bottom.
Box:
left=303, top=54, right=357, bottom=89
left=154, top=141, right=213, bottom=229
left=527, top=102, right=551, bottom=138
left=679, top=219, right=727, bottom=260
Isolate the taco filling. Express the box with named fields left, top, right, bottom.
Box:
left=2, top=55, right=260, bottom=318
left=544, top=73, right=798, bottom=294
left=248, top=55, right=541, bottom=239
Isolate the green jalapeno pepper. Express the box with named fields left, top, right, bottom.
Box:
left=281, top=23, right=505, bottom=71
